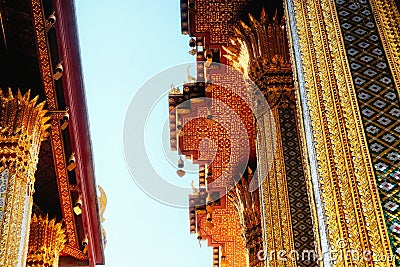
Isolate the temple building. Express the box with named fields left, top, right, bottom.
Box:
left=168, top=0, right=400, bottom=266
left=0, top=1, right=105, bottom=266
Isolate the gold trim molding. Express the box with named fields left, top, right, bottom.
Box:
left=286, top=0, right=394, bottom=266
left=261, top=107, right=297, bottom=267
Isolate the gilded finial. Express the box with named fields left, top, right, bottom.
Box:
left=170, top=83, right=181, bottom=94
left=98, top=185, right=107, bottom=223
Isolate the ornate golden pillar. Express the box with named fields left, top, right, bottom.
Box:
left=26, top=214, right=67, bottom=267
left=224, top=11, right=319, bottom=267
left=285, top=0, right=400, bottom=265
left=0, top=89, right=50, bottom=266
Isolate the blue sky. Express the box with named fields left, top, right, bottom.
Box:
left=75, top=1, right=211, bottom=266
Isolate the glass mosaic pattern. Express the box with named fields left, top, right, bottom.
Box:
left=335, top=0, right=400, bottom=263
left=279, top=107, right=317, bottom=266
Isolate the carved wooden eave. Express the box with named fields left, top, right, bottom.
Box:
left=30, top=0, right=105, bottom=265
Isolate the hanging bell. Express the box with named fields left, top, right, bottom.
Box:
left=207, top=212, right=212, bottom=221
left=206, top=204, right=215, bottom=214
left=188, top=49, right=197, bottom=55
left=178, top=156, right=184, bottom=168
left=189, top=38, right=196, bottom=47
left=205, top=49, right=213, bottom=59
left=177, top=169, right=186, bottom=177
left=177, top=121, right=183, bottom=130
left=221, top=251, right=228, bottom=267
left=206, top=193, right=213, bottom=205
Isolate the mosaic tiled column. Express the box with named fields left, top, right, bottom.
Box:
left=335, top=1, right=400, bottom=264
left=257, top=98, right=318, bottom=267
left=26, top=214, right=67, bottom=267
left=278, top=106, right=317, bottom=267
left=0, top=89, right=50, bottom=266
left=286, top=0, right=399, bottom=265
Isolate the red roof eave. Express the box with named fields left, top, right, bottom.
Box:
left=54, top=0, right=105, bottom=265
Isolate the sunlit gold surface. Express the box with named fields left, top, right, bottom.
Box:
left=98, top=185, right=107, bottom=247
left=27, top=214, right=67, bottom=267
left=0, top=89, right=50, bottom=266
left=287, top=0, right=394, bottom=265
left=224, top=12, right=323, bottom=267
